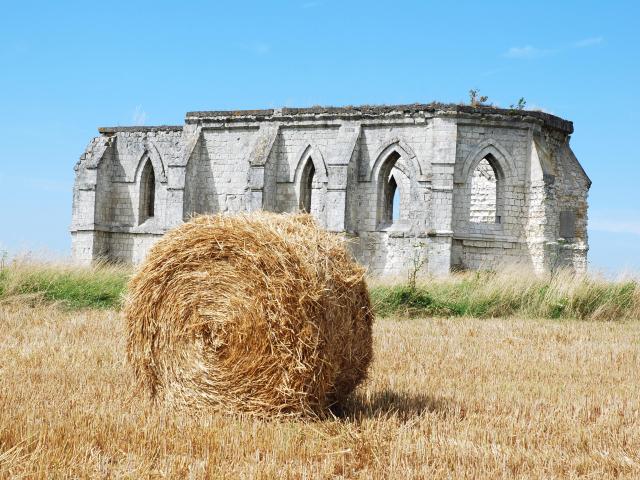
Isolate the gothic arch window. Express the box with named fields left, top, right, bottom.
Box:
left=378, top=151, right=403, bottom=228
left=384, top=174, right=398, bottom=224
left=299, top=158, right=315, bottom=213
left=469, top=154, right=502, bottom=224
left=139, top=159, right=156, bottom=224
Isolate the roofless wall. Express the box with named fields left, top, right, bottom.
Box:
left=72, top=103, right=590, bottom=275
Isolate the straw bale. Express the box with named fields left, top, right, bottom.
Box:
left=124, top=212, right=373, bottom=417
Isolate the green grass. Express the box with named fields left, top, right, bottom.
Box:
left=1, top=262, right=638, bottom=320
left=0, top=262, right=130, bottom=310
left=370, top=270, right=640, bottom=320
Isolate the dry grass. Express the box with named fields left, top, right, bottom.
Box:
left=1, top=303, right=638, bottom=479
left=371, top=267, right=640, bottom=320
left=2, top=260, right=638, bottom=321
left=125, top=213, right=372, bottom=417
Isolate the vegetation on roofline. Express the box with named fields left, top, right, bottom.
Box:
left=0, top=259, right=638, bottom=320
left=467, top=89, right=529, bottom=112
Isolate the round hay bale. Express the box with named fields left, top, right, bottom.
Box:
left=124, top=212, right=373, bottom=417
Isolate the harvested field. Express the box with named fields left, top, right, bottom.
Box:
left=1, top=303, right=639, bottom=478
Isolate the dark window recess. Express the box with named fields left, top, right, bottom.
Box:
left=559, top=210, right=576, bottom=238
left=139, top=160, right=156, bottom=223
left=300, top=159, right=315, bottom=213
left=384, top=174, right=398, bottom=224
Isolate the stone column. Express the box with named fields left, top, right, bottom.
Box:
left=526, top=130, right=560, bottom=274
left=246, top=123, right=280, bottom=212
left=326, top=165, right=349, bottom=231
left=166, top=123, right=200, bottom=224
left=326, top=121, right=360, bottom=232
left=70, top=136, right=113, bottom=264
left=428, top=117, right=458, bottom=275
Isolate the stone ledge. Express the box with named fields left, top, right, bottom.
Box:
left=98, top=126, right=183, bottom=134
left=97, top=104, right=573, bottom=135
left=72, top=223, right=168, bottom=235
left=187, top=109, right=274, bottom=119
left=453, top=234, right=520, bottom=244
left=185, top=103, right=573, bottom=133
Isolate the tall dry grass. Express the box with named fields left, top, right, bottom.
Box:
left=1, top=260, right=639, bottom=321
left=371, top=267, right=640, bottom=320
left=1, top=303, right=638, bottom=478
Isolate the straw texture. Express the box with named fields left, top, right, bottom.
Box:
left=124, top=212, right=373, bottom=417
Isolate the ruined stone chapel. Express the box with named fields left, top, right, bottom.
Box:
left=71, top=103, right=590, bottom=275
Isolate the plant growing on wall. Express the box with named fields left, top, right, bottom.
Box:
left=469, top=89, right=489, bottom=107
left=408, top=242, right=428, bottom=291
left=510, top=97, right=527, bottom=110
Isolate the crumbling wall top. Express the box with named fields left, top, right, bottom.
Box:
left=185, top=103, right=573, bottom=133
left=98, top=126, right=183, bottom=134
left=95, top=103, right=573, bottom=135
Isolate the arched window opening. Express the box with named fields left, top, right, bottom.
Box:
left=469, top=156, right=500, bottom=224
left=391, top=177, right=400, bottom=223
left=384, top=174, right=398, bottom=224
left=379, top=151, right=403, bottom=228
left=139, top=160, right=156, bottom=224
left=300, top=159, right=315, bottom=213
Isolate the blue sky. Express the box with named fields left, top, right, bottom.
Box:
left=0, top=0, right=638, bottom=273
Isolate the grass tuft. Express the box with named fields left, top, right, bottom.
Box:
left=0, top=260, right=130, bottom=310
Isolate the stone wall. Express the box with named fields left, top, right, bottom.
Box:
left=71, top=104, right=590, bottom=276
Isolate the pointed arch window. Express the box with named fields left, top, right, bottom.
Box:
left=139, top=160, right=156, bottom=224
left=378, top=151, right=403, bottom=228
left=384, top=174, right=398, bottom=224
left=469, top=154, right=501, bottom=224
left=299, top=158, right=315, bottom=213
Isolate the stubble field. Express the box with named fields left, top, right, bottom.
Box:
left=1, top=302, right=638, bottom=479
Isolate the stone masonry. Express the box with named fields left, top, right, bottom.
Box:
left=71, top=103, right=591, bottom=276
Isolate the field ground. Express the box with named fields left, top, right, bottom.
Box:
left=1, top=303, right=639, bottom=479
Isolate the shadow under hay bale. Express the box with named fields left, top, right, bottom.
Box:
left=338, top=390, right=454, bottom=422
left=124, top=212, right=373, bottom=418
